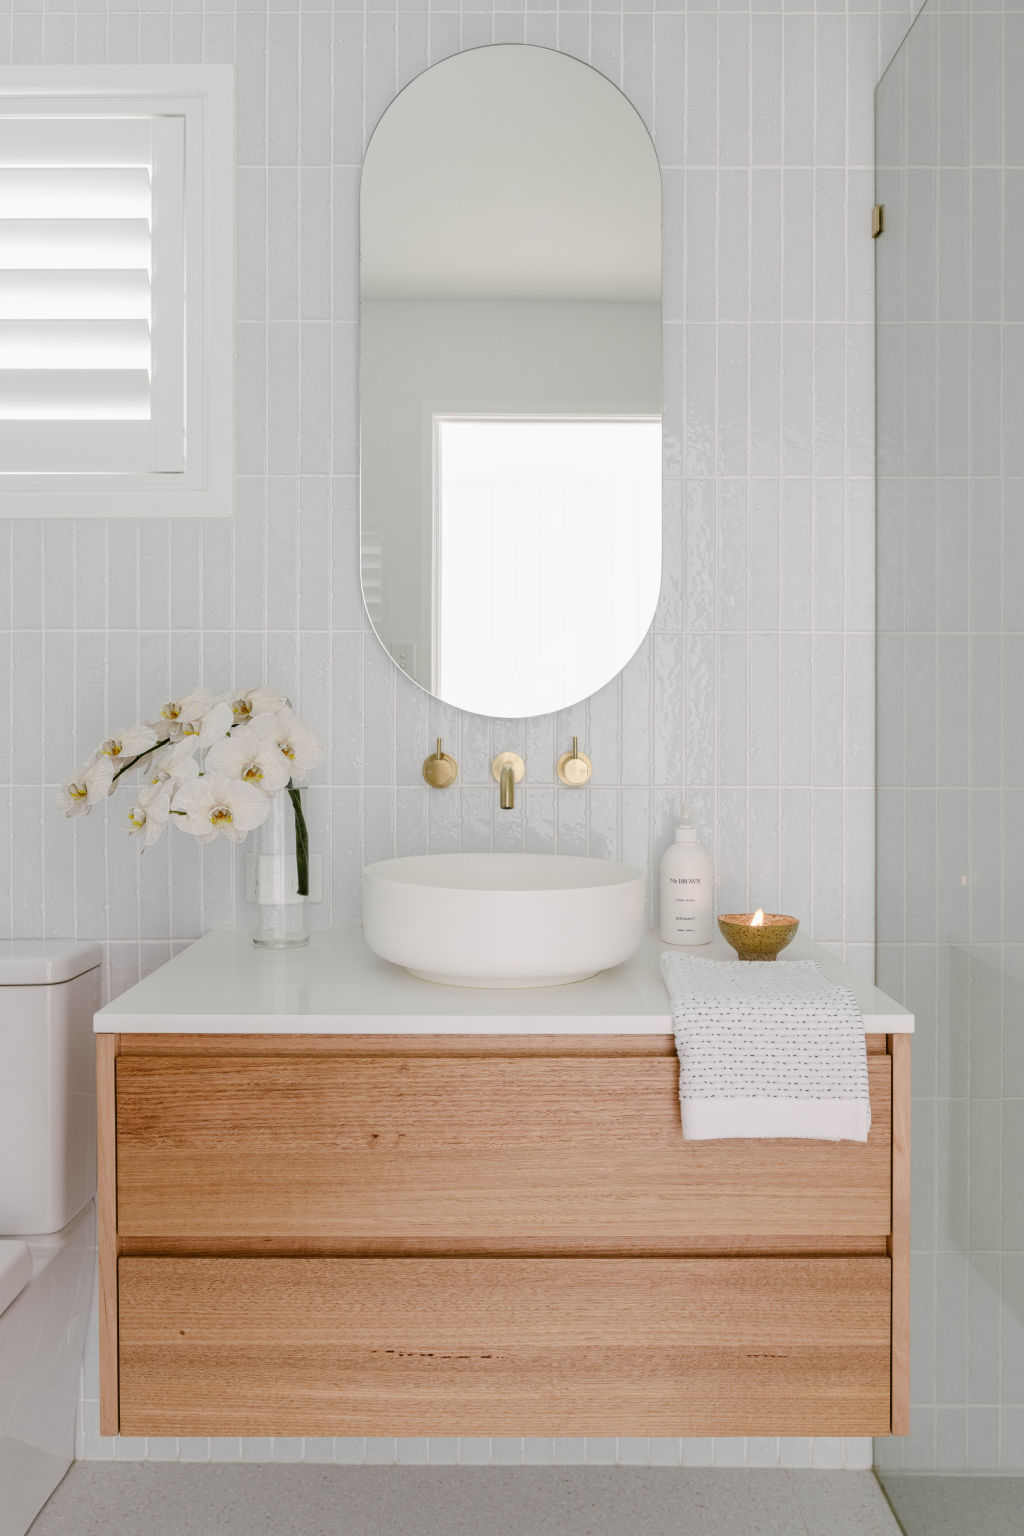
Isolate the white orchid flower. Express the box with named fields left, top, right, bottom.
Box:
left=127, top=780, right=171, bottom=849
left=56, top=782, right=91, bottom=819
left=273, top=711, right=324, bottom=781
left=56, top=754, right=114, bottom=818
left=245, top=708, right=324, bottom=783
left=171, top=774, right=270, bottom=845
left=205, top=722, right=292, bottom=797
left=230, top=685, right=290, bottom=725
left=156, top=688, right=223, bottom=741
left=144, top=739, right=200, bottom=791
left=177, top=700, right=233, bottom=753
left=99, top=723, right=158, bottom=765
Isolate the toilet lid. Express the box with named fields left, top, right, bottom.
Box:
left=0, top=1240, right=31, bottom=1315
left=0, top=940, right=100, bottom=986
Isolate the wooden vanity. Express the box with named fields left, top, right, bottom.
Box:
left=94, top=931, right=911, bottom=1440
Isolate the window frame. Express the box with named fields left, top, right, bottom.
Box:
left=0, top=65, right=234, bottom=519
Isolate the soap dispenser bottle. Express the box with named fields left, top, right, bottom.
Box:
left=659, top=809, right=713, bottom=946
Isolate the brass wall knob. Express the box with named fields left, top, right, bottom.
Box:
left=422, top=738, right=458, bottom=788
left=557, top=737, right=592, bottom=787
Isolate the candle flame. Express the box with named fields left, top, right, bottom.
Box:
left=751, top=908, right=765, bottom=927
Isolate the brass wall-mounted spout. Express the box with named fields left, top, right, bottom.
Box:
left=491, top=751, right=525, bottom=810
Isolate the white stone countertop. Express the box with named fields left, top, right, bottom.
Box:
left=95, top=927, right=914, bottom=1035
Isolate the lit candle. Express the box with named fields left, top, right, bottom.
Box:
left=718, top=908, right=799, bottom=959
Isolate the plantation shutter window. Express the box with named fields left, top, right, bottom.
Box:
left=0, top=69, right=234, bottom=517
left=0, top=115, right=185, bottom=474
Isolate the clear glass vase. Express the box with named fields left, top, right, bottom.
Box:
left=251, top=787, right=309, bottom=948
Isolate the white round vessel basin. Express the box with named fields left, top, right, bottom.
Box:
left=363, top=852, right=645, bottom=987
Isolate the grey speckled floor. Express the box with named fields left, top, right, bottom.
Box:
left=29, top=1465, right=903, bottom=1536
left=877, top=1474, right=1024, bottom=1536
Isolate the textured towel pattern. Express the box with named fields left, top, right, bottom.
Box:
left=660, top=952, right=871, bottom=1142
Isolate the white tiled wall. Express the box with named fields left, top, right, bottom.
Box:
left=874, top=0, right=1024, bottom=1475
left=76, top=1426, right=876, bottom=1470
left=0, top=0, right=917, bottom=1470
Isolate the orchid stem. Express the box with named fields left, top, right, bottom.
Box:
left=111, top=738, right=171, bottom=785
left=287, top=781, right=309, bottom=897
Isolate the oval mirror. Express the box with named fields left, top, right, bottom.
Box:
left=360, top=45, right=661, bottom=719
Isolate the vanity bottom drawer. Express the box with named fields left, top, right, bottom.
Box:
left=118, top=1255, right=892, bottom=1437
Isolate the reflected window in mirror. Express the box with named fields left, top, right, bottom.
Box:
left=435, top=417, right=661, bottom=717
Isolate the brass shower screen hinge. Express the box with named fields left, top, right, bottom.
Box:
left=871, top=204, right=885, bottom=238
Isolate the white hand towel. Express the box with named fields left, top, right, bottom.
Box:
left=661, top=952, right=871, bottom=1142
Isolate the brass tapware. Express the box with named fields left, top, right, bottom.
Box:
left=491, top=751, right=525, bottom=810
left=717, top=910, right=799, bottom=962
left=556, top=736, right=592, bottom=788
left=422, top=738, right=458, bottom=789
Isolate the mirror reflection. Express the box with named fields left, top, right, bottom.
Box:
left=360, top=45, right=662, bottom=719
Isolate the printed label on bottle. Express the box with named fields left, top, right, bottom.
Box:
left=668, top=884, right=702, bottom=929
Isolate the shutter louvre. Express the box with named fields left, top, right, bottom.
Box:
left=0, top=117, right=154, bottom=166
left=0, top=270, right=151, bottom=319
left=0, top=218, right=151, bottom=267
left=0, top=167, right=151, bottom=218
left=0, top=369, right=150, bottom=419
left=0, top=319, right=151, bottom=369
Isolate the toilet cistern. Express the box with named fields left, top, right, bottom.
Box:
left=491, top=752, right=525, bottom=809
left=0, top=939, right=100, bottom=1536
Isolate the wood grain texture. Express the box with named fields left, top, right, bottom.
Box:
left=118, top=1032, right=887, bottom=1057
left=118, top=1255, right=893, bottom=1437
left=118, top=1033, right=676, bottom=1057
left=119, top=1232, right=889, bottom=1259
left=116, top=1054, right=893, bottom=1245
left=889, top=1033, right=911, bottom=1435
left=96, top=1034, right=120, bottom=1436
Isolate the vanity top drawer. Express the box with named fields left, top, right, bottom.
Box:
left=115, top=1043, right=892, bottom=1249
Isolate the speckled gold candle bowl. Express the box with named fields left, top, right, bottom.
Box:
left=718, top=912, right=799, bottom=961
